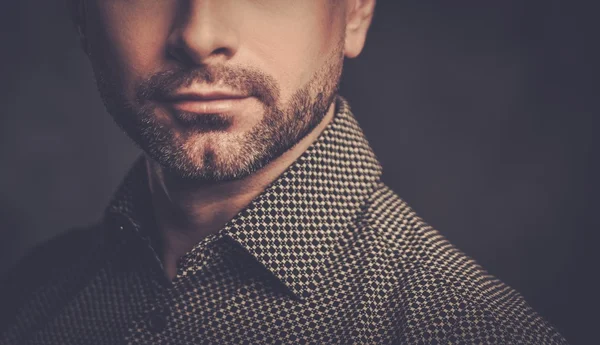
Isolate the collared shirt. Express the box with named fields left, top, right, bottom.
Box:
left=0, top=97, right=568, bottom=344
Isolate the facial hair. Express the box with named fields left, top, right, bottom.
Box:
left=91, top=41, right=344, bottom=182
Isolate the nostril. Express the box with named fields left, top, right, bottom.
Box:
left=212, top=47, right=232, bottom=58
left=166, top=41, right=235, bottom=67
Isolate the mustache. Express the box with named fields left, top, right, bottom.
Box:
left=135, top=64, right=280, bottom=107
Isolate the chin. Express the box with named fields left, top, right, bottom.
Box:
left=154, top=133, right=260, bottom=182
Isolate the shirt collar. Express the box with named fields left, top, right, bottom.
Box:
left=105, top=96, right=383, bottom=299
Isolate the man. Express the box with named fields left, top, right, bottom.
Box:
left=0, top=0, right=568, bottom=344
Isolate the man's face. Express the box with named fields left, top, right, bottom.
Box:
left=83, top=0, right=353, bottom=181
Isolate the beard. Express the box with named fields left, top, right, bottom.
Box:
left=91, top=42, right=344, bottom=182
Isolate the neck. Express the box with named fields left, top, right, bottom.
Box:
left=146, top=101, right=337, bottom=279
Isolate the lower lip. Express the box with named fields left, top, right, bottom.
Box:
left=163, top=97, right=250, bottom=114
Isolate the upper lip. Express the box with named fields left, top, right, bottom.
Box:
left=160, top=90, right=248, bottom=102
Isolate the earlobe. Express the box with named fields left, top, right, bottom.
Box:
left=344, top=0, right=376, bottom=58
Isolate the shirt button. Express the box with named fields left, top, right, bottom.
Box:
left=147, top=307, right=169, bottom=333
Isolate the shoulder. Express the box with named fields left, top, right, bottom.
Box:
left=0, top=224, right=106, bottom=331
left=363, top=183, right=568, bottom=344
left=1, top=225, right=103, bottom=284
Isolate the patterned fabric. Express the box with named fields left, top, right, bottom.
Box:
left=0, top=97, right=568, bottom=344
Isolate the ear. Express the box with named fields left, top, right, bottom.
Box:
left=344, top=0, right=376, bottom=59
left=65, top=0, right=89, bottom=55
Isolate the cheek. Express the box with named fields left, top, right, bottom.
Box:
left=87, top=1, right=175, bottom=96
left=239, top=3, right=342, bottom=104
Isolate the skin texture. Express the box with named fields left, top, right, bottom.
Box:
left=74, top=0, right=376, bottom=279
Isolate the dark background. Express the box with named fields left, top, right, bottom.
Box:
left=1, top=1, right=597, bottom=343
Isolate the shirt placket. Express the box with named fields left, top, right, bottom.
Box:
left=124, top=235, right=222, bottom=345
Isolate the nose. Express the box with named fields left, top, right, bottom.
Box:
left=167, top=0, right=240, bottom=66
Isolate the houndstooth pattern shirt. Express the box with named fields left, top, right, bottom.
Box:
left=0, top=97, right=568, bottom=344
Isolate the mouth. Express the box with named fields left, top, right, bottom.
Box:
left=157, top=90, right=251, bottom=114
